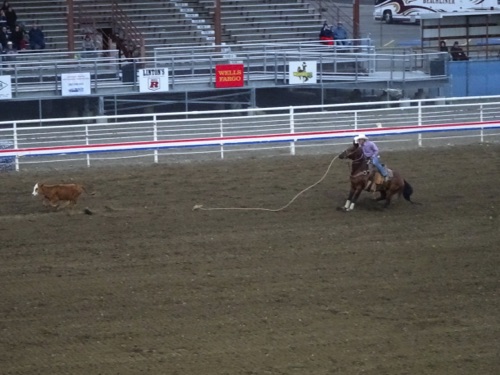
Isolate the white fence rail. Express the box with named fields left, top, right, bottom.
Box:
left=1, top=95, right=500, bottom=171
left=6, top=40, right=450, bottom=99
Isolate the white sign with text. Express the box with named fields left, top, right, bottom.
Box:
left=139, top=68, right=169, bottom=93
left=61, top=72, right=91, bottom=96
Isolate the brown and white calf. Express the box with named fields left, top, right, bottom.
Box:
left=32, top=183, right=87, bottom=209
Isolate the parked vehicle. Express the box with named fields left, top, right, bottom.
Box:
left=374, top=0, right=500, bottom=24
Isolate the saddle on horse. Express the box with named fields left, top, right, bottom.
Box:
left=365, top=165, right=393, bottom=192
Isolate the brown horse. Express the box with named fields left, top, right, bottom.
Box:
left=338, top=142, right=415, bottom=211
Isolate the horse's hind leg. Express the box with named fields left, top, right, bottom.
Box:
left=383, top=191, right=397, bottom=208
left=376, top=190, right=387, bottom=202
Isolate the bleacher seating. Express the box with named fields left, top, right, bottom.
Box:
left=200, top=0, right=321, bottom=43
left=12, top=0, right=321, bottom=56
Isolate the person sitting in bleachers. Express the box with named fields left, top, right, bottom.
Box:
left=319, top=21, right=334, bottom=46
left=1, top=0, right=10, bottom=13
left=332, top=21, right=349, bottom=46
left=28, top=22, right=46, bottom=50
left=0, top=10, right=7, bottom=30
left=0, top=25, right=8, bottom=51
left=81, top=33, right=97, bottom=58
left=10, top=24, right=25, bottom=50
left=3, top=40, right=17, bottom=69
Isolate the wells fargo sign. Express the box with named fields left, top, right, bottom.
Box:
left=215, top=64, right=244, bottom=88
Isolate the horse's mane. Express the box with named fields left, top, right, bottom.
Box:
left=350, top=143, right=365, bottom=160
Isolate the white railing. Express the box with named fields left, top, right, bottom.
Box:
left=1, top=95, right=499, bottom=172
left=6, top=41, right=448, bottom=98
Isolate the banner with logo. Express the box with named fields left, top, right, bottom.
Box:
left=139, top=68, right=169, bottom=93
left=61, top=72, right=91, bottom=96
left=0, top=75, right=12, bottom=99
left=215, top=64, right=244, bottom=88
left=288, top=61, right=317, bottom=84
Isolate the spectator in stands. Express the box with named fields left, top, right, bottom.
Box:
left=0, top=25, right=8, bottom=51
left=82, top=34, right=96, bottom=50
left=81, top=33, right=97, bottom=58
left=1, top=1, right=10, bottom=13
left=439, top=40, right=451, bottom=61
left=438, top=40, right=451, bottom=61
left=0, top=10, right=7, bottom=30
left=28, top=23, right=46, bottom=50
left=439, top=40, right=448, bottom=52
left=3, top=40, right=16, bottom=69
left=10, top=24, right=25, bottom=50
left=4, top=5, right=16, bottom=32
left=332, top=21, right=349, bottom=46
left=450, top=41, right=468, bottom=61
left=319, top=21, right=334, bottom=46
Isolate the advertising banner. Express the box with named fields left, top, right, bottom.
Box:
left=139, top=68, right=169, bottom=92
left=215, top=64, right=244, bottom=88
left=0, top=75, right=12, bottom=99
left=288, top=61, right=317, bottom=84
left=61, top=72, right=91, bottom=96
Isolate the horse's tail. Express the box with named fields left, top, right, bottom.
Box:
left=403, top=180, right=414, bottom=203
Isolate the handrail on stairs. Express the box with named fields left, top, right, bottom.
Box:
left=111, top=0, right=145, bottom=59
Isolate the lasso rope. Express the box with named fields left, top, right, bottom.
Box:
left=192, top=153, right=341, bottom=212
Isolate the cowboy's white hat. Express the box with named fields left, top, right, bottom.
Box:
left=353, top=133, right=368, bottom=143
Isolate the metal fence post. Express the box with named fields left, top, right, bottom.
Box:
left=220, top=118, right=224, bottom=160
left=13, top=122, right=19, bottom=172
left=290, top=106, right=296, bottom=155
left=153, top=114, right=158, bottom=163
left=418, top=100, right=422, bottom=147
left=85, top=124, right=90, bottom=167
left=480, top=104, right=484, bottom=143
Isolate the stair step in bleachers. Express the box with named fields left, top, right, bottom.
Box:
left=11, top=1, right=321, bottom=58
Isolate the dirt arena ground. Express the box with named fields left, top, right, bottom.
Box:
left=1, top=143, right=499, bottom=375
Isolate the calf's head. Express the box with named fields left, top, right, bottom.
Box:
left=32, top=183, right=40, bottom=196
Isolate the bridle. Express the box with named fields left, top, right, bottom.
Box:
left=341, top=145, right=365, bottom=163
left=341, top=145, right=369, bottom=178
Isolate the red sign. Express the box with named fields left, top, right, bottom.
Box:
left=215, top=64, right=244, bottom=88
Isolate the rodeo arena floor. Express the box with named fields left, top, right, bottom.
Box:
left=1, top=141, right=499, bottom=374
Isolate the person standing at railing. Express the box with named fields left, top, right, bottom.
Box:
left=28, top=22, right=46, bottom=50
left=438, top=40, right=451, bottom=61
left=439, top=40, right=448, bottom=53
left=450, top=41, right=468, bottom=61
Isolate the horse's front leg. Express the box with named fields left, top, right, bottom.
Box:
left=344, top=187, right=363, bottom=211
left=343, top=188, right=356, bottom=211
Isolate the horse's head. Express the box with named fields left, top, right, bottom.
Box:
left=339, top=142, right=363, bottom=161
